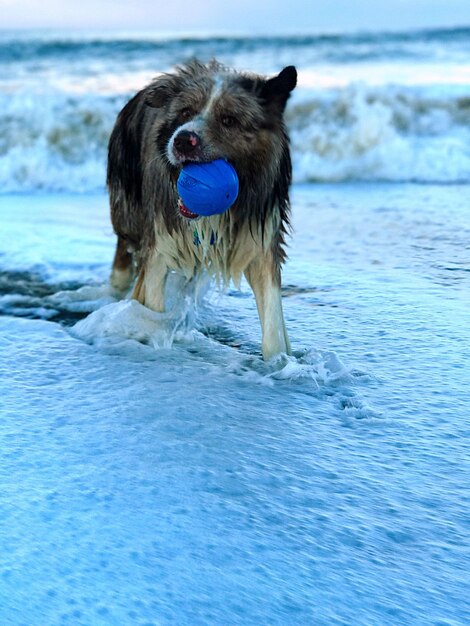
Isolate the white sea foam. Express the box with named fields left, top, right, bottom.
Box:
left=70, top=290, right=353, bottom=388
left=72, top=299, right=188, bottom=351
left=2, top=26, right=470, bottom=192
left=288, top=84, right=470, bottom=183
left=1, top=81, right=468, bottom=192
left=0, top=89, right=118, bottom=192
left=48, top=284, right=118, bottom=313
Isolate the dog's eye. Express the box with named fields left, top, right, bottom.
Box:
left=221, top=115, right=237, bottom=128
left=180, top=107, right=194, bottom=120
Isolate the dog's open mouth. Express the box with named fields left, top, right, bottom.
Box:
left=178, top=197, right=200, bottom=220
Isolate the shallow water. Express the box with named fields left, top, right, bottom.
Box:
left=1, top=184, right=469, bottom=625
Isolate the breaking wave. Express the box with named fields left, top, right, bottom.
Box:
left=1, top=84, right=469, bottom=192
left=1, top=27, right=469, bottom=191
left=288, top=85, right=470, bottom=183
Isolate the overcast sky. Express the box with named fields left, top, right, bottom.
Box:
left=1, top=0, right=469, bottom=34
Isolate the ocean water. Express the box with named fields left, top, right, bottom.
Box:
left=1, top=28, right=470, bottom=191
left=1, top=29, right=470, bottom=626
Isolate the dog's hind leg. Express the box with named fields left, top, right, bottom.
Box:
left=110, top=235, right=134, bottom=293
left=245, top=254, right=291, bottom=361
left=132, top=251, right=168, bottom=313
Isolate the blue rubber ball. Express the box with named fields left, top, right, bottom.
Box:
left=177, top=159, right=239, bottom=216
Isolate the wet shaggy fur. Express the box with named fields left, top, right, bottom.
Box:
left=107, top=59, right=297, bottom=359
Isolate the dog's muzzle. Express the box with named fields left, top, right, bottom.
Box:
left=172, top=130, right=203, bottom=162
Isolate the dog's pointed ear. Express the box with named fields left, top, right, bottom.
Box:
left=260, top=66, right=297, bottom=112
left=145, top=74, right=179, bottom=108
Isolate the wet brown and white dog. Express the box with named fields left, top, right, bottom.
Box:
left=107, top=60, right=297, bottom=360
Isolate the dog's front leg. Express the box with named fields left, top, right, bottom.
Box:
left=132, top=251, right=168, bottom=313
left=245, top=254, right=291, bottom=360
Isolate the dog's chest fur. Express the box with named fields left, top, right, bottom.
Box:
left=153, top=208, right=279, bottom=286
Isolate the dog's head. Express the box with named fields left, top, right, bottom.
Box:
left=145, top=60, right=297, bottom=171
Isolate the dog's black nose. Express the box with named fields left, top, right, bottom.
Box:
left=173, top=130, right=201, bottom=156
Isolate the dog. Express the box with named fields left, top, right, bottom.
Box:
left=107, top=59, right=297, bottom=360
